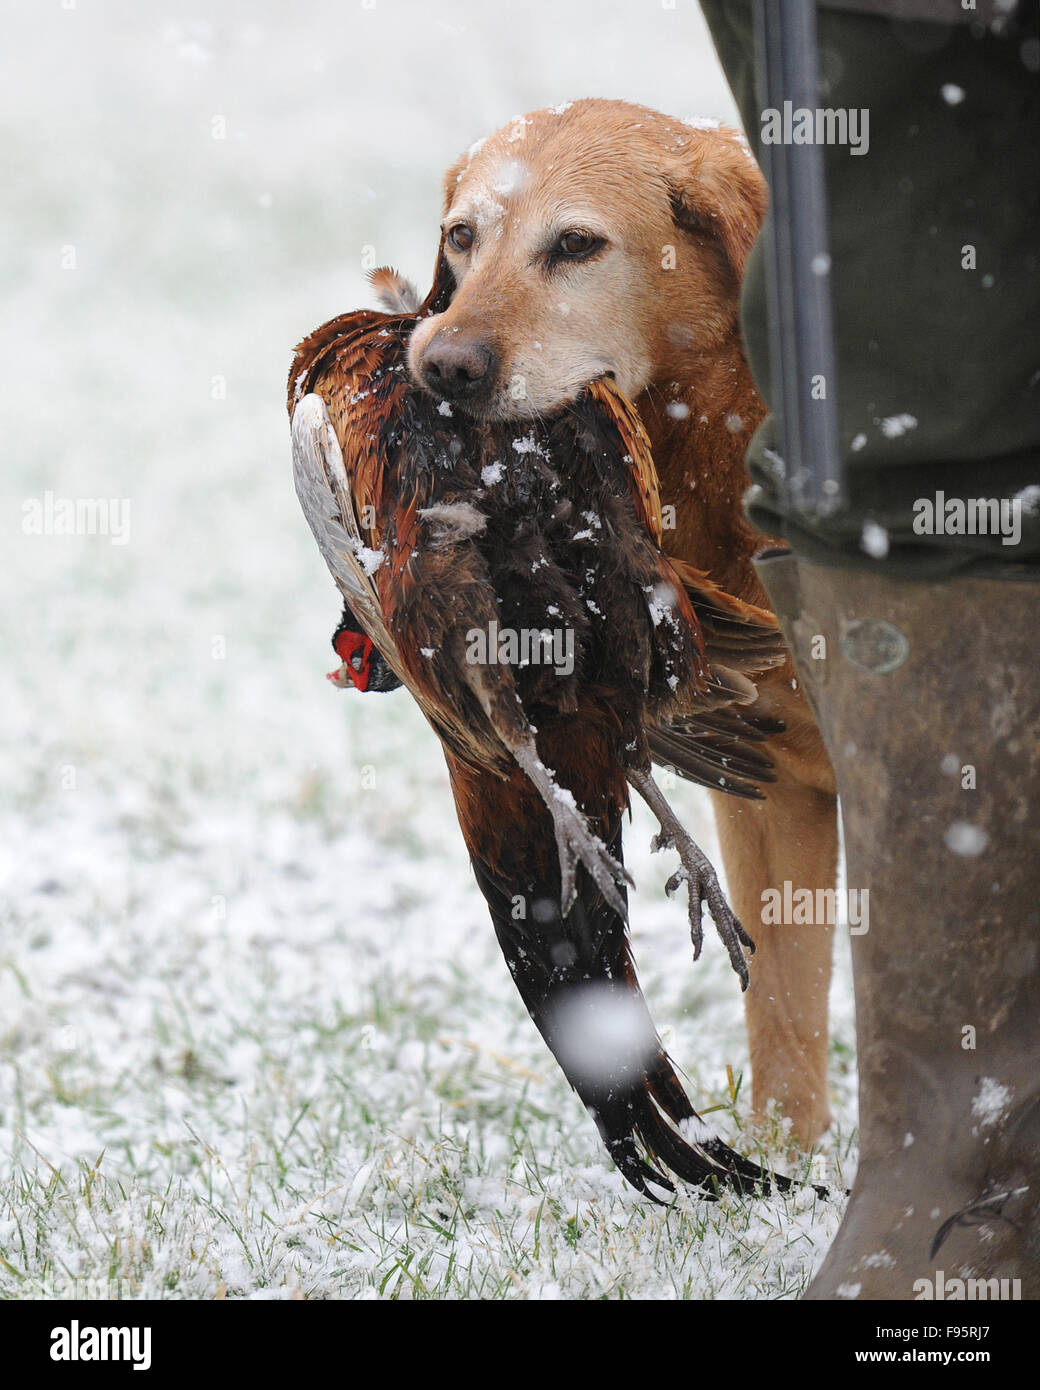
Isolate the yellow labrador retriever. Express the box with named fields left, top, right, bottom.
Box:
left=408, top=98, right=838, bottom=1148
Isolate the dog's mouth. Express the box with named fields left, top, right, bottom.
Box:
left=413, top=356, right=620, bottom=424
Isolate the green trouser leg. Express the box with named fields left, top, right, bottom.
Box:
left=700, top=1, right=1040, bottom=576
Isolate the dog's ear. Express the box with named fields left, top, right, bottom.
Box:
left=417, top=234, right=455, bottom=316
left=412, top=158, right=467, bottom=317
left=665, top=130, right=766, bottom=285
left=411, top=153, right=470, bottom=316
left=441, top=152, right=469, bottom=215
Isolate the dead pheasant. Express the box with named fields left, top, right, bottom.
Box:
left=288, top=264, right=795, bottom=1199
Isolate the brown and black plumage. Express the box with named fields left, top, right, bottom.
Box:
left=288, top=265, right=795, bottom=1200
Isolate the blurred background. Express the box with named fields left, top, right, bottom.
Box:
left=0, top=0, right=850, bottom=1299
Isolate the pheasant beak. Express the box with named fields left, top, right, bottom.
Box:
left=329, top=628, right=375, bottom=692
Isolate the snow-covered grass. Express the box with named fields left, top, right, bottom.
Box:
left=0, top=722, right=856, bottom=1299
left=1, top=0, right=856, bottom=1300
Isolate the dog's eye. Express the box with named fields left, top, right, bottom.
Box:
left=555, top=230, right=604, bottom=260
left=447, top=223, right=474, bottom=252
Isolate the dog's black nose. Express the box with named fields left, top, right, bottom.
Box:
left=420, top=337, right=497, bottom=400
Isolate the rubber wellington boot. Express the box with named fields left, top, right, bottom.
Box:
left=754, top=549, right=1040, bottom=1302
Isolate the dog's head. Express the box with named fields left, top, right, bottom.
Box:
left=407, top=99, right=765, bottom=421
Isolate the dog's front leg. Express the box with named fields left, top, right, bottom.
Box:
left=710, top=673, right=838, bottom=1150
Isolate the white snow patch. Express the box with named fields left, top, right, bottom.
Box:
left=862, top=1250, right=896, bottom=1269
left=941, top=83, right=966, bottom=105
left=733, top=130, right=759, bottom=165
left=481, top=461, right=505, bottom=485
left=836, top=1282, right=862, bottom=1300
left=972, top=1078, right=1012, bottom=1129
left=489, top=158, right=529, bottom=197
left=851, top=433, right=868, bottom=452
left=510, top=433, right=547, bottom=458
left=470, top=187, right=507, bottom=225
left=666, top=401, right=690, bottom=420
left=678, top=1115, right=715, bottom=1145
left=437, top=400, right=453, bottom=417
left=354, top=544, right=384, bottom=576
left=646, top=582, right=679, bottom=627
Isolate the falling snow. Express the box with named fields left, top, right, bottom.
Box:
left=944, top=822, right=989, bottom=857
left=879, top=413, right=918, bottom=439
left=547, top=985, right=658, bottom=1087
left=1, top=0, right=854, bottom=1304
left=861, top=521, right=890, bottom=558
